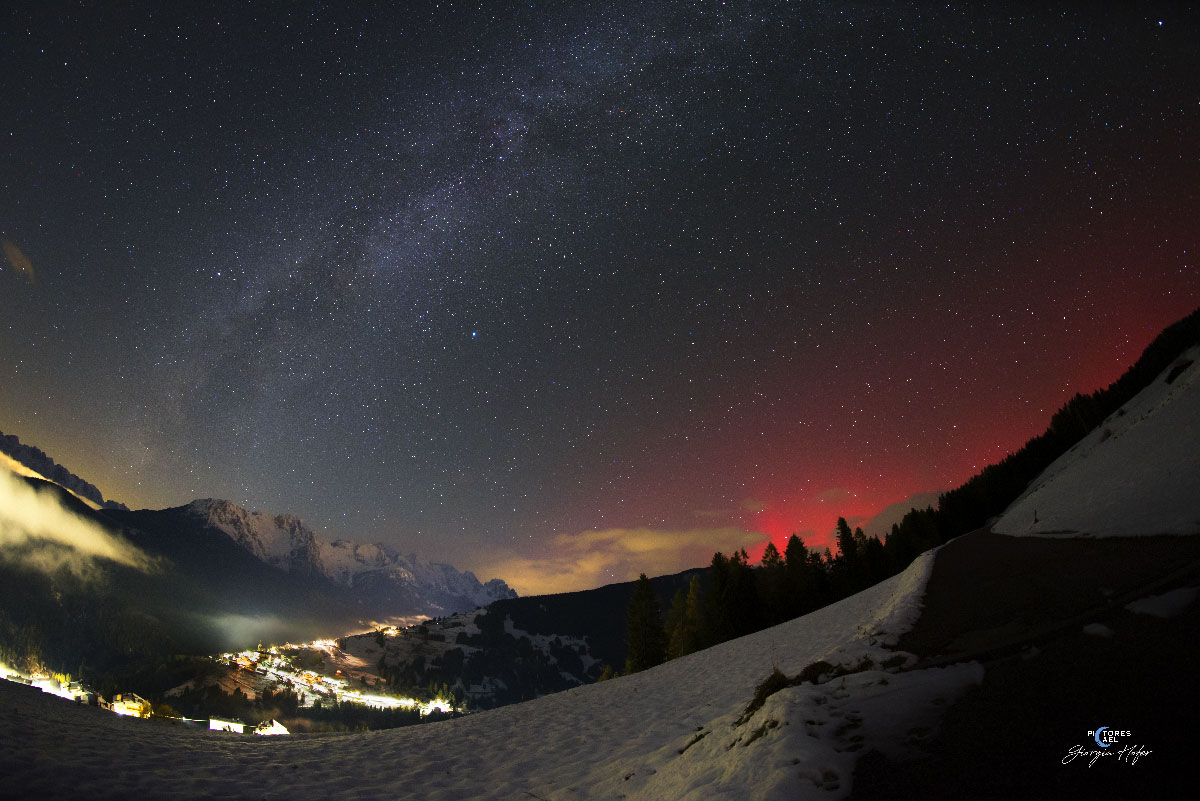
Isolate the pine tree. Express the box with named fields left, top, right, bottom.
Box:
left=758, top=541, right=787, bottom=625
left=783, top=534, right=807, bottom=572
left=705, top=552, right=735, bottom=644
left=725, top=550, right=763, bottom=638
left=665, top=586, right=687, bottom=653
left=667, top=574, right=705, bottom=659
left=835, top=517, right=858, bottom=564
left=862, top=533, right=889, bottom=585
left=783, top=534, right=819, bottom=617
left=624, top=574, right=666, bottom=674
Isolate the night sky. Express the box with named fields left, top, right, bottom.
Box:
left=2, top=2, right=1197, bottom=595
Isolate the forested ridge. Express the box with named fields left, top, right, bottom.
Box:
left=622, top=306, right=1200, bottom=674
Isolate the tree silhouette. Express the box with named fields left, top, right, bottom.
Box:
left=624, top=574, right=666, bottom=674
left=757, top=542, right=788, bottom=625
left=666, top=575, right=705, bottom=659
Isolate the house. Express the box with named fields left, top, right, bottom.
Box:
left=65, top=682, right=96, bottom=704
left=33, top=677, right=70, bottom=700
left=111, top=693, right=152, bottom=718
left=253, top=719, right=289, bottom=736
left=209, top=717, right=245, bottom=734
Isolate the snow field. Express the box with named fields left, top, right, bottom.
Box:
left=2, top=545, right=981, bottom=800
left=995, top=346, right=1200, bottom=539
left=1124, top=586, right=1198, bottom=619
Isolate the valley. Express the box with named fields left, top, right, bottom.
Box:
left=2, top=288, right=1197, bottom=797
left=4, top=3, right=1197, bottom=796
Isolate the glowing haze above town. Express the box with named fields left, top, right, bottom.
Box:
left=2, top=3, right=1197, bottom=594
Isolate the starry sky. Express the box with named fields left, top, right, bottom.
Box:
left=2, top=2, right=1197, bottom=595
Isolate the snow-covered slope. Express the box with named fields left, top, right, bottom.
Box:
left=185, top=498, right=516, bottom=613
left=0, top=548, right=982, bottom=800
left=995, top=346, right=1200, bottom=538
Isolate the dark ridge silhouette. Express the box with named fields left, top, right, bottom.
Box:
left=481, top=568, right=706, bottom=671
left=0, top=429, right=127, bottom=510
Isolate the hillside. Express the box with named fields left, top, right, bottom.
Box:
left=851, top=337, right=1200, bottom=798
left=994, top=345, right=1200, bottom=538
left=2, top=549, right=979, bottom=800
left=0, top=477, right=362, bottom=689
left=480, top=567, right=707, bottom=671
left=0, top=482, right=516, bottom=691
left=4, top=314, right=1199, bottom=797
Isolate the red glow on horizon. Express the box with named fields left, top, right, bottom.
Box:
left=743, top=484, right=911, bottom=564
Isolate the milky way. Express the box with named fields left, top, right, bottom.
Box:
left=2, top=2, right=1197, bottom=593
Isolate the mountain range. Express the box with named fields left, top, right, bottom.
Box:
left=5, top=309, right=1198, bottom=800
left=0, top=476, right=515, bottom=687
left=0, top=429, right=126, bottom=510
left=178, top=497, right=515, bottom=613
left=2, top=309, right=1198, bottom=798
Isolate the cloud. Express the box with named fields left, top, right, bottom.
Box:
left=843, top=514, right=871, bottom=531
left=2, top=240, right=34, bottom=282
left=692, top=508, right=734, bottom=521
left=0, top=468, right=154, bottom=580
left=487, top=526, right=767, bottom=596
left=741, top=498, right=768, bottom=514
left=204, top=613, right=305, bottom=652
left=859, top=491, right=943, bottom=539
left=815, top=487, right=855, bottom=504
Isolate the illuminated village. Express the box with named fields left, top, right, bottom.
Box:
left=217, top=636, right=458, bottom=718
left=0, top=619, right=460, bottom=736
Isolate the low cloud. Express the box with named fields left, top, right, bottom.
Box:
left=2, top=240, right=35, bottom=282
left=201, top=612, right=320, bottom=652
left=815, top=487, right=855, bottom=504
left=692, top=508, right=734, bottom=521
left=0, top=468, right=154, bottom=580
left=787, top=529, right=819, bottom=546
left=488, top=526, right=767, bottom=596
left=843, top=514, right=871, bottom=530
left=859, top=491, right=943, bottom=539
left=741, top=498, right=768, bottom=514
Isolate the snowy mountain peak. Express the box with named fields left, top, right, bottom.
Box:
left=185, top=498, right=321, bottom=573
left=182, top=498, right=516, bottom=614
